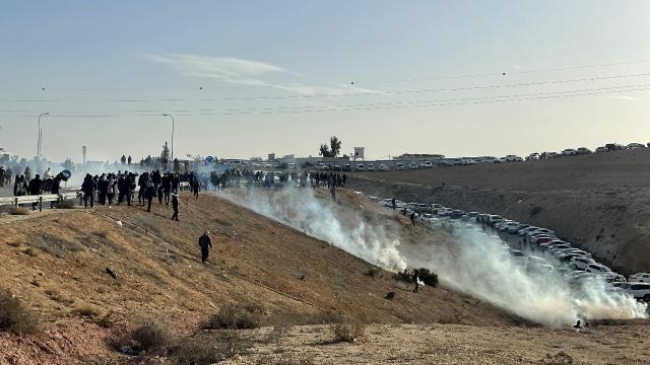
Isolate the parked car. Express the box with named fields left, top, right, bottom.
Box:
left=618, top=282, right=650, bottom=302
left=605, top=143, right=627, bottom=151
left=396, top=163, right=405, bottom=170
left=561, top=149, right=577, bottom=156
left=627, top=143, right=646, bottom=149
left=595, top=146, right=608, bottom=153
left=526, top=153, right=540, bottom=161
left=576, top=147, right=592, bottom=154
left=356, top=164, right=365, bottom=171
left=379, top=164, right=389, bottom=171
left=629, top=273, right=650, bottom=283
left=367, top=164, right=376, bottom=171
left=569, top=256, right=595, bottom=270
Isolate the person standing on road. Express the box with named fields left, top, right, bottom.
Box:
left=14, top=175, right=26, bottom=196
left=81, top=173, right=96, bottom=208
left=107, top=174, right=116, bottom=207
left=198, top=231, right=213, bottom=264
left=27, top=174, right=42, bottom=210
left=171, top=194, right=180, bottom=221
left=50, top=174, right=62, bottom=209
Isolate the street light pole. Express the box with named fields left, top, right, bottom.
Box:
left=162, top=113, right=175, bottom=161
left=37, top=112, right=49, bottom=157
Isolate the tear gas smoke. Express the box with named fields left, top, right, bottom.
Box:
left=217, top=186, right=646, bottom=327
left=216, top=186, right=407, bottom=272
left=405, top=225, right=647, bottom=326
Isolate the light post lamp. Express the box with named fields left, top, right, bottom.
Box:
left=37, top=112, right=49, bottom=157
left=162, top=113, right=175, bottom=161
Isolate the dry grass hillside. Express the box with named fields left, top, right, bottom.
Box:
left=351, top=148, right=650, bottom=275
left=0, top=190, right=521, bottom=364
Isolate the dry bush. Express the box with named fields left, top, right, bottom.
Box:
left=330, top=322, right=365, bottom=343
left=6, top=239, right=24, bottom=247
left=176, top=332, right=251, bottom=365
left=365, top=267, right=382, bottom=279
left=27, top=232, right=82, bottom=258
left=529, top=205, right=544, bottom=218
left=93, top=230, right=110, bottom=239
left=0, top=292, right=38, bottom=335
left=203, top=303, right=265, bottom=330
left=131, top=322, right=174, bottom=352
left=71, top=305, right=103, bottom=318
left=8, top=206, right=30, bottom=215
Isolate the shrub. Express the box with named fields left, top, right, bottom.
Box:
left=529, top=205, right=543, bottom=217
left=8, top=207, right=30, bottom=215
left=71, top=305, right=103, bottom=318
left=417, top=268, right=439, bottom=288
left=0, top=293, right=38, bottom=335
left=331, top=322, right=365, bottom=343
left=131, top=322, right=173, bottom=352
left=203, top=303, right=264, bottom=330
left=176, top=332, right=250, bottom=364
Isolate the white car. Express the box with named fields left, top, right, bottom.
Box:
left=379, top=164, right=389, bottom=171
left=396, top=163, right=405, bottom=170
left=618, top=282, right=650, bottom=302
left=569, top=256, right=595, bottom=270
left=627, top=143, right=646, bottom=149
left=526, top=153, right=540, bottom=161
left=356, top=164, right=365, bottom=171
left=586, top=263, right=612, bottom=274
left=367, top=164, right=376, bottom=171
left=562, top=149, right=577, bottom=156
left=629, top=273, right=650, bottom=283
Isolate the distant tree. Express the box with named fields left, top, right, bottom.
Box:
left=160, top=142, right=170, bottom=166
left=319, top=144, right=332, bottom=157
left=330, top=136, right=342, bottom=157
left=144, top=155, right=153, bottom=167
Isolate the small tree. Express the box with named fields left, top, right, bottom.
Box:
left=319, top=144, right=332, bottom=157
left=160, top=142, right=170, bottom=166
left=330, top=136, right=342, bottom=157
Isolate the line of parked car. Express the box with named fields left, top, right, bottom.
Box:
left=526, top=142, right=649, bottom=160
left=379, top=198, right=650, bottom=302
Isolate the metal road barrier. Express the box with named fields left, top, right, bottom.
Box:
left=0, top=192, right=78, bottom=212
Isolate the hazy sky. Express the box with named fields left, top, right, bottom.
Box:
left=2, top=0, right=650, bottom=162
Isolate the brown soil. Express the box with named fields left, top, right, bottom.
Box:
left=0, top=190, right=519, bottom=364
left=350, top=148, right=650, bottom=275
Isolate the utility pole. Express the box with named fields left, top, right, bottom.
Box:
left=37, top=112, right=49, bottom=157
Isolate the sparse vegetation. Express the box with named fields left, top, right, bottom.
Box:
left=529, top=205, right=544, bottom=217
left=176, top=332, right=251, bottom=365
left=0, top=292, right=38, bottom=335
left=131, top=322, right=174, bottom=352
left=203, top=303, right=265, bottom=330
left=8, top=206, right=30, bottom=215
left=71, top=305, right=103, bottom=318
left=394, top=268, right=439, bottom=288
left=330, top=321, right=365, bottom=343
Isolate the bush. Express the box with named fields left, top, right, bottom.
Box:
left=203, top=303, right=264, bottom=330
left=8, top=206, right=30, bottom=215
left=71, top=305, right=103, bottom=318
left=393, top=268, right=438, bottom=288
left=131, top=322, right=173, bottom=352
left=0, top=293, right=38, bottom=335
left=176, top=332, right=250, bottom=365
left=331, top=322, right=365, bottom=343
left=529, top=205, right=543, bottom=217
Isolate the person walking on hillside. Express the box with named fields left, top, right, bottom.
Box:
left=198, top=231, right=213, bottom=264
left=171, top=194, right=180, bottom=221
left=192, top=179, right=200, bottom=200
left=412, top=270, right=420, bottom=293
left=145, top=182, right=156, bottom=213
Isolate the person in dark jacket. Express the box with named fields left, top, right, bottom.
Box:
left=412, top=270, right=420, bottom=293
left=171, top=194, right=179, bottom=221
left=28, top=174, right=42, bottom=210
left=14, top=175, right=26, bottom=196
left=410, top=212, right=416, bottom=226
left=50, top=175, right=62, bottom=208
left=145, top=183, right=156, bottom=212
left=192, top=179, right=200, bottom=199
left=81, top=173, right=96, bottom=208
left=198, top=231, right=212, bottom=264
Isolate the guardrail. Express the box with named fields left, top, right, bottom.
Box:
left=0, top=192, right=78, bottom=212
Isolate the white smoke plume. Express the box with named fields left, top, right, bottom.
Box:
left=215, top=186, right=646, bottom=327
left=216, top=186, right=407, bottom=272
left=404, top=225, right=647, bottom=326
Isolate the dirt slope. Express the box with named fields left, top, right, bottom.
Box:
left=351, top=148, right=650, bottom=275
left=0, top=191, right=519, bottom=364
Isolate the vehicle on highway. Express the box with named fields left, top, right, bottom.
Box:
left=422, top=161, right=433, bottom=168
left=629, top=273, right=650, bottom=283
left=576, top=147, right=592, bottom=154
left=526, top=153, right=540, bottom=161
left=367, top=164, right=376, bottom=171
left=379, top=163, right=389, bottom=171
left=561, top=148, right=577, bottom=156
left=617, top=282, right=650, bottom=302
left=396, top=163, right=405, bottom=170
left=569, top=256, right=596, bottom=270
left=605, top=143, right=627, bottom=151
left=356, top=164, right=365, bottom=171
left=595, top=146, right=608, bottom=153
left=627, top=143, right=646, bottom=149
